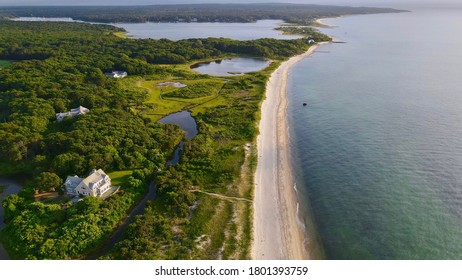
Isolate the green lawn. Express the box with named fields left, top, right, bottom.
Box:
left=135, top=78, right=228, bottom=121
left=0, top=60, right=13, bottom=68
left=107, top=170, right=133, bottom=187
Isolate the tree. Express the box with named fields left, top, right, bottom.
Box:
left=69, top=196, right=102, bottom=215
left=34, top=172, right=62, bottom=193
left=2, top=194, right=25, bottom=222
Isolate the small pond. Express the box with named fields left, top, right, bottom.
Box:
left=191, top=57, right=270, bottom=76
left=158, top=110, right=198, bottom=166
left=157, top=82, right=187, bottom=88
left=158, top=110, right=198, bottom=139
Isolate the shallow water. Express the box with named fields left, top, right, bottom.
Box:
left=158, top=110, right=198, bottom=139
left=191, top=58, right=270, bottom=76
left=158, top=110, right=198, bottom=166
left=114, top=20, right=301, bottom=40
left=288, top=9, right=462, bottom=259
left=13, top=17, right=300, bottom=40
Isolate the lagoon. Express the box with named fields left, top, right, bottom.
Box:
left=13, top=17, right=300, bottom=40
left=114, top=20, right=301, bottom=40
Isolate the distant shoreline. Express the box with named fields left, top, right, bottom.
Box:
left=252, top=43, right=326, bottom=259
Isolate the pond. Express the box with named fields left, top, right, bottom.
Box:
left=158, top=110, right=198, bottom=166
left=157, top=82, right=187, bottom=88
left=158, top=110, right=198, bottom=139
left=191, top=57, right=270, bottom=76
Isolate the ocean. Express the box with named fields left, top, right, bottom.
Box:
left=288, top=9, right=462, bottom=259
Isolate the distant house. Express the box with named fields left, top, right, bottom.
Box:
left=56, top=105, right=90, bottom=122
left=307, top=39, right=316, bottom=44
left=105, top=71, right=128, bottom=78
left=64, top=169, right=111, bottom=197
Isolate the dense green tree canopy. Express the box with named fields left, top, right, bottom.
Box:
left=0, top=4, right=405, bottom=24
left=34, top=172, right=62, bottom=193
left=0, top=18, right=324, bottom=260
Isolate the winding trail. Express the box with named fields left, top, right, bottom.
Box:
left=87, top=181, right=157, bottom=259
left=191, top=189, right=252, bottom=203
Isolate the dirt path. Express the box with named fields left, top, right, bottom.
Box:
left=191, top=190, right=252, bottom=203
left=86, top=181, right=157, bottom=259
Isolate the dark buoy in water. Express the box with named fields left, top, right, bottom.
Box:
left=303, top=103, right=307, bottom=106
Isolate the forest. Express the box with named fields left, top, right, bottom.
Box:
left=0, top=4, right=406, bottom=24
left=0, top=19, right=324, bottom=259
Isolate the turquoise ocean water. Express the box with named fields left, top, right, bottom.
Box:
left=288, top=9, right=462, bottom=259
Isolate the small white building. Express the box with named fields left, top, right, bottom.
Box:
left=307, top=39, right=316, bottom=44
left=56, top=106, right=90, bottom=122
left=105, top=71, right=127, bottom=78
left=64, top=169, right=111, bottom=197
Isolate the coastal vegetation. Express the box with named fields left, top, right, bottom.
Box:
left=275, top=26, right=332, bottom=41
left=0, top=4, right=405, bottom=24
left=0, top=19, right=320, bottom=259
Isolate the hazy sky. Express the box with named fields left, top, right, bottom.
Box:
left=0, top=0, right=459, bottom=9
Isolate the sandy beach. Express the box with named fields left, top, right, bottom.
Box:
left=252, top=44, right=323, bottom=260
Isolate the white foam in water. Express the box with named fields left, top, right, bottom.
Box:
left=293, top=183, right=306, bottom=230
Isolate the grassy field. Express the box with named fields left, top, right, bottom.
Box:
left=126, top=77, right=229, bottom=121
left=107, top=170, right=133, bottom=187
left=112, top=31, right=128, bottom=38
left=0, top=60, right=13, bottom=68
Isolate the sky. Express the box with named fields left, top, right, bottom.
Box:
left=0, top=0, right=460, bottom=9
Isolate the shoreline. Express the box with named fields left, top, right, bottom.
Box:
left=252, top=43, right=325, bottom=259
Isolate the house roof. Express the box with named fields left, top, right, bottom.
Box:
left=81, top=169, right=109, bottom=190
left=56, top=106, right=90, bottom=120
left=70, top=106, right=90, bottom=115
left=105, top=71, right=127, bottom=77
left=65, top=175, right=83, bottom=188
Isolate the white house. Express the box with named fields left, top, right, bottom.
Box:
left=56, top=106, right=90, bottom=122
left=64, top=169, right=111, bottom=197
left=105, top=71, right=128, bottom=78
